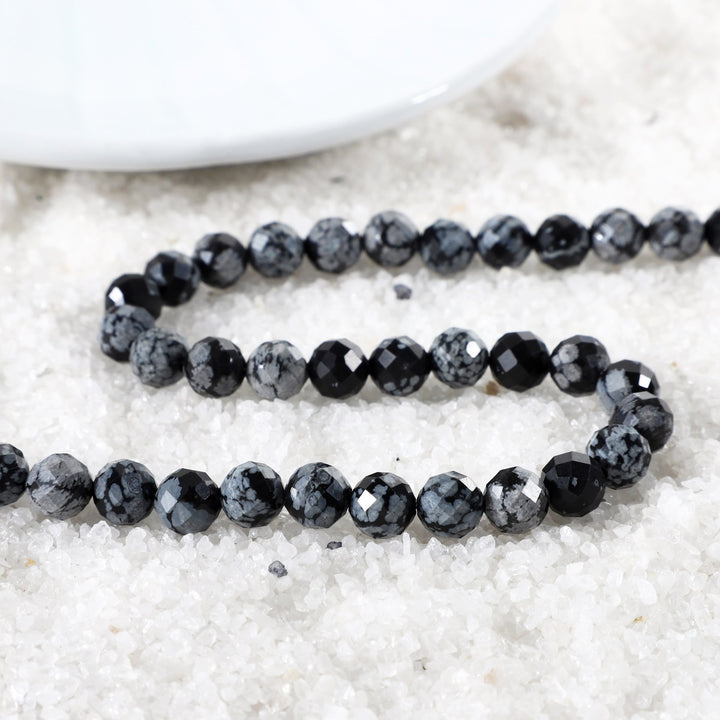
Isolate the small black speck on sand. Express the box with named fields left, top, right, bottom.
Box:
left=326, top=541, right=342, bottom=550
left=268, top=560, right=288, bottom=577
left=394, top=283, right=412, bottom=300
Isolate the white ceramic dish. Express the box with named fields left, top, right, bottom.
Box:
left=0, top=1, right=559, bottom=171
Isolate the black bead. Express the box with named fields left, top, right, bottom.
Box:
left=704, top=208, right=720, bottom=254
left=489, top=331, right=550, bottom=392
left=185, top=336, right=246, bottom=398
left=105, top=273, right=163, bottom=318
left=154, top=468, right=222, bottom=535
left=534, top=214, right=590, bottom=270
left=369, top=336, right=431, bottom=396
left=609, top=391, right=674, bottom=452
left=193, top=232, right=247, bottom=288
left=596, top=359, right=660, bottom=412
left=308, top=338, right=369, bottom=399
left=0, top=444, right=29, bottom=506
left=476, top=215, right=533, bottom=269
left=541, top=451, right=606, bottom=517
left=549, top=335, right=610, bottom=396
left=145, top=251, right=201, bottom=306
left=418, top=219, right=475, bottom=275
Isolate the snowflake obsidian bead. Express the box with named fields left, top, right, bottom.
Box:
left=429, top=327, right=488, bottom=389
left=0, top=444, right=29, bottom=506
left=284, top=462, right=351, bottom=528
left=99, top=304, right=156, bottom=362
left=419, top=219, right=475, bottom=275
left=130, top=328, right=188, bottom=388
left=416, top=471, right=484, bottom=539
left=540, top=451, right=605, bottom=517
left=185, top=336, right=246, bottom=398
left=193, top=232, right=247, bottom=288
left=105, top=273, right=163, bottom=318
left=369, top=336, right=430, bottom=396
left=596, top=359, right=660, bottom=412
left=484, top=467, right=549, bottom=533
left=476, top=215, right=533, bottom=269
left=534, top=214, right=590, bottom=270
left=610, top=391, right=673, bottom=451
left=145, top=250, right=201, bottom=306
left=489, top=331, right=550, bottom=392
left=93, top=459, right=157, bottom=525
left=550, top=335, right=610, bottom=396
left=363, top=210, right=419, bottom=267
left=586, top=425, right=652, bottom=488
left=647, top=207, right=704, bottom=261
left=349, top=472, right=416, bottom=538
left=246, top=340, right=307, bottom=400
left=27, top=453, right=93, bottom=519
left=308, top=338, right=368, bottom=399
left=305, top=218, right=362, bottom=273
left=221, top=462, right=284, bottom=528
left=154, top=469, right=221, bottom=535
left=590, top=208, right=645, bottom=263
left=248, top=222, right=304, bottom=278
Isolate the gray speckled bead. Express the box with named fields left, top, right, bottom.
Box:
left=221, top=461, right=284, bottom=528
left=596, top=359, right=660, bottom=412
left=534, top=214, right=590, bottom=270
left=610, top=391, right=673, bottom=452
left=484, top=467, right=549, bottom=533
left=549, top=335, right=610, bottom=396
left=647, top=207, right=704, bottom=261
left=285, top=462, right=351, bottom=528
left=476, top=215, right=533, bottom=269
left=93, top=459, right=156, bottom=525
left=248, top=222, right=304, bottom=278
left=0, top=444, right=29, bottom=506
left=416, top=471, right=484, bottom=539
left=99, top=304, right=156, bottom=362
left=130, top=328, right=188, bottom=388
left=419, top=219, right=474, bottom=275
left=363, top=210, right=419, bottom=267
left=350, top=472, right=416, bottom=538
left=246, top=340, right=307, bottom=400
left=587, top=425, right=652, bottom=488
left=590, top=208, right=645, bottom=263
left=27, top=453, right=93, bottom=519
left=305, top=218, right=362, bottom=273
left=193, top=232, right=247, bottom=288
left=429, top=327, right=488, bottom=389
left=185, top=336, right=246, bottom=398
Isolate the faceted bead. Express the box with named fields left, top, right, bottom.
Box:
left=549, top=334, right=610, bottom=396
left=193, top=232, right=247, bottom=288
left=596, top=359, right=660, bottom=412
left=429, top=327, right=488, bottom=389
left=145, top=250, right=200, bottom=306
left=416, top=471, right=484, bottom=539
left=27, top=453, right=93, bottom=519
left=540, top=451, right=605, bottom=517
left=419, top=219, right=474, bottom=275
left=476, top=214, right=533, bottom=269
left=489, top=331, right=550, bottom=392
left=484, top=466, right=549, bottom=533
left=0, top=444, right=29, bottom=506
left=99, top=304, right=156, bottom=362
left=705, top=207, right=720, bottom=254
left=534, top=214, right=590, bottom=270
left=590, top=208, right=645, bottom=263
left=105, top=273, right=163, bottom=318
left=610, top=391, right=673, bottom=451
left=363, top=210, right=419, bottom=267
left=155, top=469, right=221, bottom=534
left=647, top=207, right=704, bottom=261
left=284, top=462, right=351, bottom=528
left=305, top=218, right=362, bottom=273
left=246, top=340, right=307, bottom=400
left=93, top=459, right=156, bottom=525
left=308, top=338, right=368, bottom=399
left=130, top=328, right=188, bottom=388
left=185, top=336, right=245, bottom=398
left=221, top=461, right=284, bottom=528
left=369, top=336, right=430, bottom=396
left=349, top=472, right=416, bottom=538
left=586, top=425, right=652, bottom=488
left=248, top=222, right=304, bottom=278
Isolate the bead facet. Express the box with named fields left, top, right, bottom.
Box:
left=647, top=207, right=704, bottom=261
left=416, top=471, right=483, bottom=538
left=484, top=466, right=549, bottom=533
left=93, top=459, right=157, bottom=525
left=99, top=305, right=156, bottom=362
left=305, top=218, right=362, bottom=273
left=476, top=215, right=533, bottom=269
left=609, top=391, right=673, bottom=451
left=419, top=219, right=474, bottom=275
left=185, top=336, right=246, bottom=398
left=27, top=453, right=93, bottom=519
left=145, top=251, right=200, bottom=306
left=105, top=273, right=163, bottom=318
left=0, top=444, right=29, bottom=506
left=349, top=472, right=416, bottom=538
left=541, top=451, right=605, bottom=517
left=489, top=331, right=550, bottom=392
left=193, top=232, right=247, bottom=288
left=534, top=214, right=590, bottom=270
left=308, top=338, right=368, bottom=399
left=248, top=222, right=304, bottom=278
left=586, top=425, right=652, bottom=488
left=363, top=210, right=419, bottom=267
left=284, top=462, right=351, bottom=528
left=129, top=328, right=188, bottom=388
left=596, top=360, right=660, bottom=412
left=550, top=335, right=610, bottom=396
left=154, top=469, right=221, bottom=535
left=590, top=208, right=645, bottom=263
left=429, top=327, right=488, bottom=389
left=369, top=336, right=431, bottom=396
left=221, top=461, right=284, bottom=528
left=246, top=340, right=307, bottom=400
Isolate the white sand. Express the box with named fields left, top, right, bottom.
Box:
left=1, top=0, right=720, bottom=717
